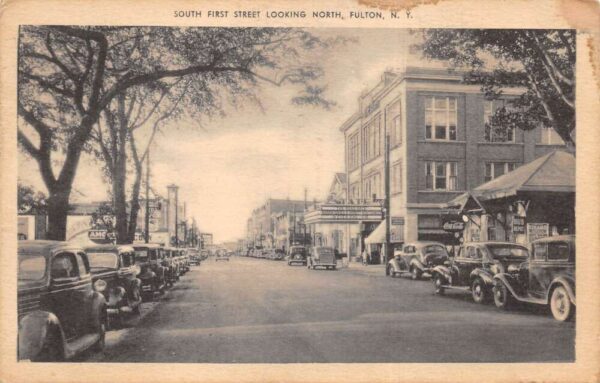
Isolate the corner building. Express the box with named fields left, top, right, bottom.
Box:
left=341, top=67, right=566, bottom=248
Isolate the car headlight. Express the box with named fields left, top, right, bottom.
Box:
left=94, top=279, right=107, bottom=292
left=507, top=264, right=519, bottom=273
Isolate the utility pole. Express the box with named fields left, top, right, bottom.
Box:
left=144, top=149, right=150, bottom=243
left=384, top=133, right=391, bottom=265
left=175, top=187, right=179, bottom=247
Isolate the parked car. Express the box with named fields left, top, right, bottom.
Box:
left=307, top=246, right=337, bottom=270
left=162, top=247, right=180, bottom=282
left=84, top=244, right=142, bottom=327
left=287, top=245, right=307, bottom=266
left=18, top=241, right=107, bottom=361
left=133, top=243, right=167, bottom=299
left=493, top=235, right=575, bottom=321
left=431, top=242, right=529, bottom=304
left=200, top=250, right=209, bottom=260
left=386, top=241, right=450, bottom=280
left=187, top=248, right=201, bottom=266
left=215, top=249, right=230, bottom=262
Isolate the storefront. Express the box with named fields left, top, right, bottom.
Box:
left=304, top=203, right=383, bottom=259
left=448, top=150, right=575, bottom=245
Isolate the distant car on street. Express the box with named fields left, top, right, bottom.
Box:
left=493, top=235, right=575, bottom=321
left=287, top=245, right=307, bottom=266
left=187, top=248, right=201, bottom=266
left=215, top=249, right=230, bottom=262
left=431, top=242, right=529, bottom=304
left=386, top=241, right=450, bottom=280
left=307, top=246, right=337, bottom=270
left=18, top=241, right=107, bottom=361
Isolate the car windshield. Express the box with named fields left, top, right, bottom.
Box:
left=87, top=252, right=119, bottom=269
left=487, top=244, right=529, bottom=259
left=422, top=245, right=448, bottom=256
left=134, top=249, right=149, bottom=262
left=19, top=255, right=47, bottom=281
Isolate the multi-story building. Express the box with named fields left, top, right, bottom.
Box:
left=246, top=198, right=307, bottom=248
left=309, top=66, right=566, bottom=259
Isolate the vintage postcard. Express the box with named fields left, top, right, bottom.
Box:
left=0, top=0, right=599, bottom=382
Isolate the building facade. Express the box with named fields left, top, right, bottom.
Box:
left=246, top=198, right=307, bottom=248
left=334, top=66, right=566, bottom=255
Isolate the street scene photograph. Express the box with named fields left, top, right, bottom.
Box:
left=16, top=26, right=576, bottom=364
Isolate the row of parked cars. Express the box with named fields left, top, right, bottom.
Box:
left=385, top=235, right=576, bottom=322
left=17, top=240, right=203, bottom=361
left=245, top=248, right=285, bottom=260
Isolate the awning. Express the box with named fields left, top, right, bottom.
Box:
left=448, top=150, right=575, bottom=208
left=364, top=221, right=385, bottom=245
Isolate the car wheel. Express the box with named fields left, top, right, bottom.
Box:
left=92, top=314, right=106, bottom=352
left=493, top=281, right=512, bottom=310
left=411, top=267, right=422, bottom=281
left=433, top=274, right=445, bottom=295
left=387, top=265, right=394, bottom=277
left=33, top=329, right=64, bottom=362
left=550, top=285, right=574, bottom=322
left=471, top=278, right=488, bottom=304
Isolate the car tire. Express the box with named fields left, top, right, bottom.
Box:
left=433, top=274, right=445, bottom=295
left=550, top=285, right=574, bottom=322
left=33, top=328, right=64, bottom=362
left=92, top=314, right=106, bottom=353
left=493, top=281, right=512, bottom=310
left=411, top=266, right=422, bottom=281
left=471, top=278, right=488, bottom=304
left=387, top=265, right=395, bottom=278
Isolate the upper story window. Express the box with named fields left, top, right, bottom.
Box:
left=484, top=100, right=515, bottom=143
left=539, top=126, right=565, bottom=145
left=348, top=133, right=360, bottom=170
left=391, top=161, right=402, bottom=194
left=363, top=172, right=381, bottom=200
left=484, top=162, right=519, bottom=182
left=425, top=161, right=457, bottom=191
left=387, top=101, right=402, bottom=146
left=362, top=115, right=382, bottom=162
left=349, top=183, right=360, bottom=201
left=425, top=96, right=457, bottom=141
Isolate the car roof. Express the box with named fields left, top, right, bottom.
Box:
left=84, top=244, right=135, bottom=253
left=463, top=241, right=528, bottom=247
left=531, top=235, right=575, bottom=243
left=133, top=243, right=162, bottom=249
left=19, top=240, right=84, bottom=256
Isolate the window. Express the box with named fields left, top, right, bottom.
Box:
left=350, top=183, right=360, bottom=201
left=388, top=101, right=402, bottom=146
left=391, top=162, right=402, bottom=194
left=19, top=256, right=47, bottom=281
left=484, top=100, right=515, bottom=142
left=418, top=215, right=441, bottom=229
left=425, top=96, right=457, bottom=141
left=425, top=161, right=458, bottom=191
left=362, top=115, right=382, bottom=162
left=76, top=253, right=89, bottom=276
left=487, top=216, right=497, bottom=241
left=348, top=133, right=359, bottom=170
left=547, top=242, right=570, bottom=261
left=484, top=162, right=519, bottom=182
left=51, top=253, right=78, bottom=279
left=533, top=243, right=547, bottom=261
left=540, top=126, right=565, bottom=145
left=363, top=172, right=381, bottom=200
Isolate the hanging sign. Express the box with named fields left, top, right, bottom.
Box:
left=512, top=216, right=526, bottom=234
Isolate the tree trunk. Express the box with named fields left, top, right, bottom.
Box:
left=46, top=187, right=71, bottom=241
left=127, top=163, right=143, bottom=243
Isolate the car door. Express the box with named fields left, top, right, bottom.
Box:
left=528, top=242, right=548, bottom=298
left=74, top=252, right=95, bottom=335
left=455, top=246, right=478, bottom=286
left=49, top=251, right=81, bottom=340
left=401, top=245, right=415, bottom=270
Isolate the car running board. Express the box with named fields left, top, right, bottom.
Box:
left=64, top=333, right=101, bottom=359
left=509, top=295, right=547, bottom=305
left=441, top=285, right=471, bottom=292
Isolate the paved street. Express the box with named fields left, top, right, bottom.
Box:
left=88, top=257, right=574, bottom=363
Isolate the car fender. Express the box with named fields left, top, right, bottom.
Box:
left=492, top=273, right=519, bottom=298
left=388, top=258, right=401, bottom=272
left=89, top=291, right=107, bottom=327
left=431, top=265, right=451, bottom=281
left=18, top=311, right=64, bottom=360
left=470, top=268, right=494, bottom=286
left=547, top=277, right=576, bottom=305
left=409, top=258, right=426, bottom=272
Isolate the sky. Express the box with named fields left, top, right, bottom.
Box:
left=18, top=28, right=430, bottom=243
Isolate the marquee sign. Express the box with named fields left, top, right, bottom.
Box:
left=305, top=203, right=383, bottom=224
